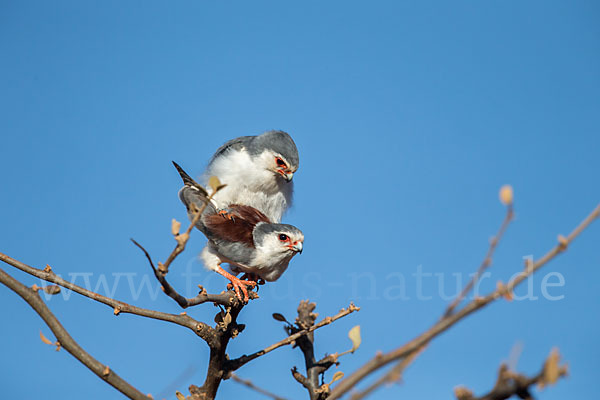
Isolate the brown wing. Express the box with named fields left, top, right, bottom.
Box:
left=203, top=204, right=271, bottom=248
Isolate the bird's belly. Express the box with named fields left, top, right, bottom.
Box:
left=215, top=188, right=288, bottom=222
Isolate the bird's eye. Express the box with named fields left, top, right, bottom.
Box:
left=278, top=234, right=289, bottom=241
left=276, top=157, right=286, bottom=168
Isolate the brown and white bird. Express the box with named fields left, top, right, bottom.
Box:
left=204, top=130, right=299, bottom=223
left=173, top=162, right=304, bottom=302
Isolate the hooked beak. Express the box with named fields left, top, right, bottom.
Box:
left=276, top=168, right=294, bottom=182
left=292, top=242, right=303, bottom=254
left=283, top=171, right=294, bottom=182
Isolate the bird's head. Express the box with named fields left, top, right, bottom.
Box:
left=251, top=131, right=299, bottom=182
left=253, top=223, right=304, bottom=257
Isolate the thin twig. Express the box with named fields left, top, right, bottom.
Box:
left=328, top=203, right=600, bottom=399
left=226, top=303, right=360, bottom=372
left=131, top=239, right=241, bottom=308
left=130, top=185, right=244, bottom=309
left=349, top=344, right=425, bottom=400
left=0, top=268, right=150, bottom=400
left=231, top=373, right=288, bottom=400
left=160, top=188, right=217, bottom=274
left=356, top=205, right=515, bottom=398
left=0, top=252, right=216, bottom=344
left=444, top=206, right=514, bottom=317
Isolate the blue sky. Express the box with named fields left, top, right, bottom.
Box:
left=1, top=1, right=599, bottom=399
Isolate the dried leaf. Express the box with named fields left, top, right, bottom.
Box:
left=454, top=386, right=474, bottom=400
left=348, top=325, right=361, bottom=353
left=40, top=331, right=53, bottom=345
left=171, top=219, right=181, bottom=236
left=331, top=371, right=344, bottom=383
left=208, top=176, right=222, bottom=192
left=543, top=348, right=561, bottom=386
left=272, top=313, right=287, bottom=322
left=223, top=312, right=232, bottom=328
left=175, top=391, right=186, bottom=400
left=499, top=185, right=513, bottom=206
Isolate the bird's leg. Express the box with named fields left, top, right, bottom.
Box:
left=216, top=266, right=256, bottom=303
left=217, top=207, right=236, bottom=221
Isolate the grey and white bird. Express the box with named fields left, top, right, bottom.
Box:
left=173, top=162, right=304, bottom=302
left=204, top=130, right=299, bottom=223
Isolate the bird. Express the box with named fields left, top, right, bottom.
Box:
left=203, top=130, right=299, bottom=223
left=173, top=161, right=304, bottom=302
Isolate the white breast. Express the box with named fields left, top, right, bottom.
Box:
left=205, top=149, right=293, bottom=222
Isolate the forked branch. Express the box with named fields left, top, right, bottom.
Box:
left=454, top=349, right=568, bottom=400
left=329, top=203, right=599, bottom=399
left=0, top=268, right=150, bottom=400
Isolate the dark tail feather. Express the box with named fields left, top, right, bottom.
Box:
left=172, top=161, right=208, bottom=195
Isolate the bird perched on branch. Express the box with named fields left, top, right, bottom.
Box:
left=204, top=130, right=299, bottom=223
left=173, top=162, right=304, bottom=302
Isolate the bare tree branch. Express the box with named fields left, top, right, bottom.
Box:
left=0, top=252, right=216, bottom=343
left=290, top=301, right=341, bottom=400
left=454, top=349, right=568, bottom=400
left=231, top=373, right=289, bottom=400
left=0, top=267, right=150, bottom=400
left=328, top=203, right=600, bottom=399
left=188, top=298, right=251, bottom=400
left=349, top=344, right=425, bottom=400
left=226, top=303, right=360, bottom=372
left=351, top=204, right=515, bottom=398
